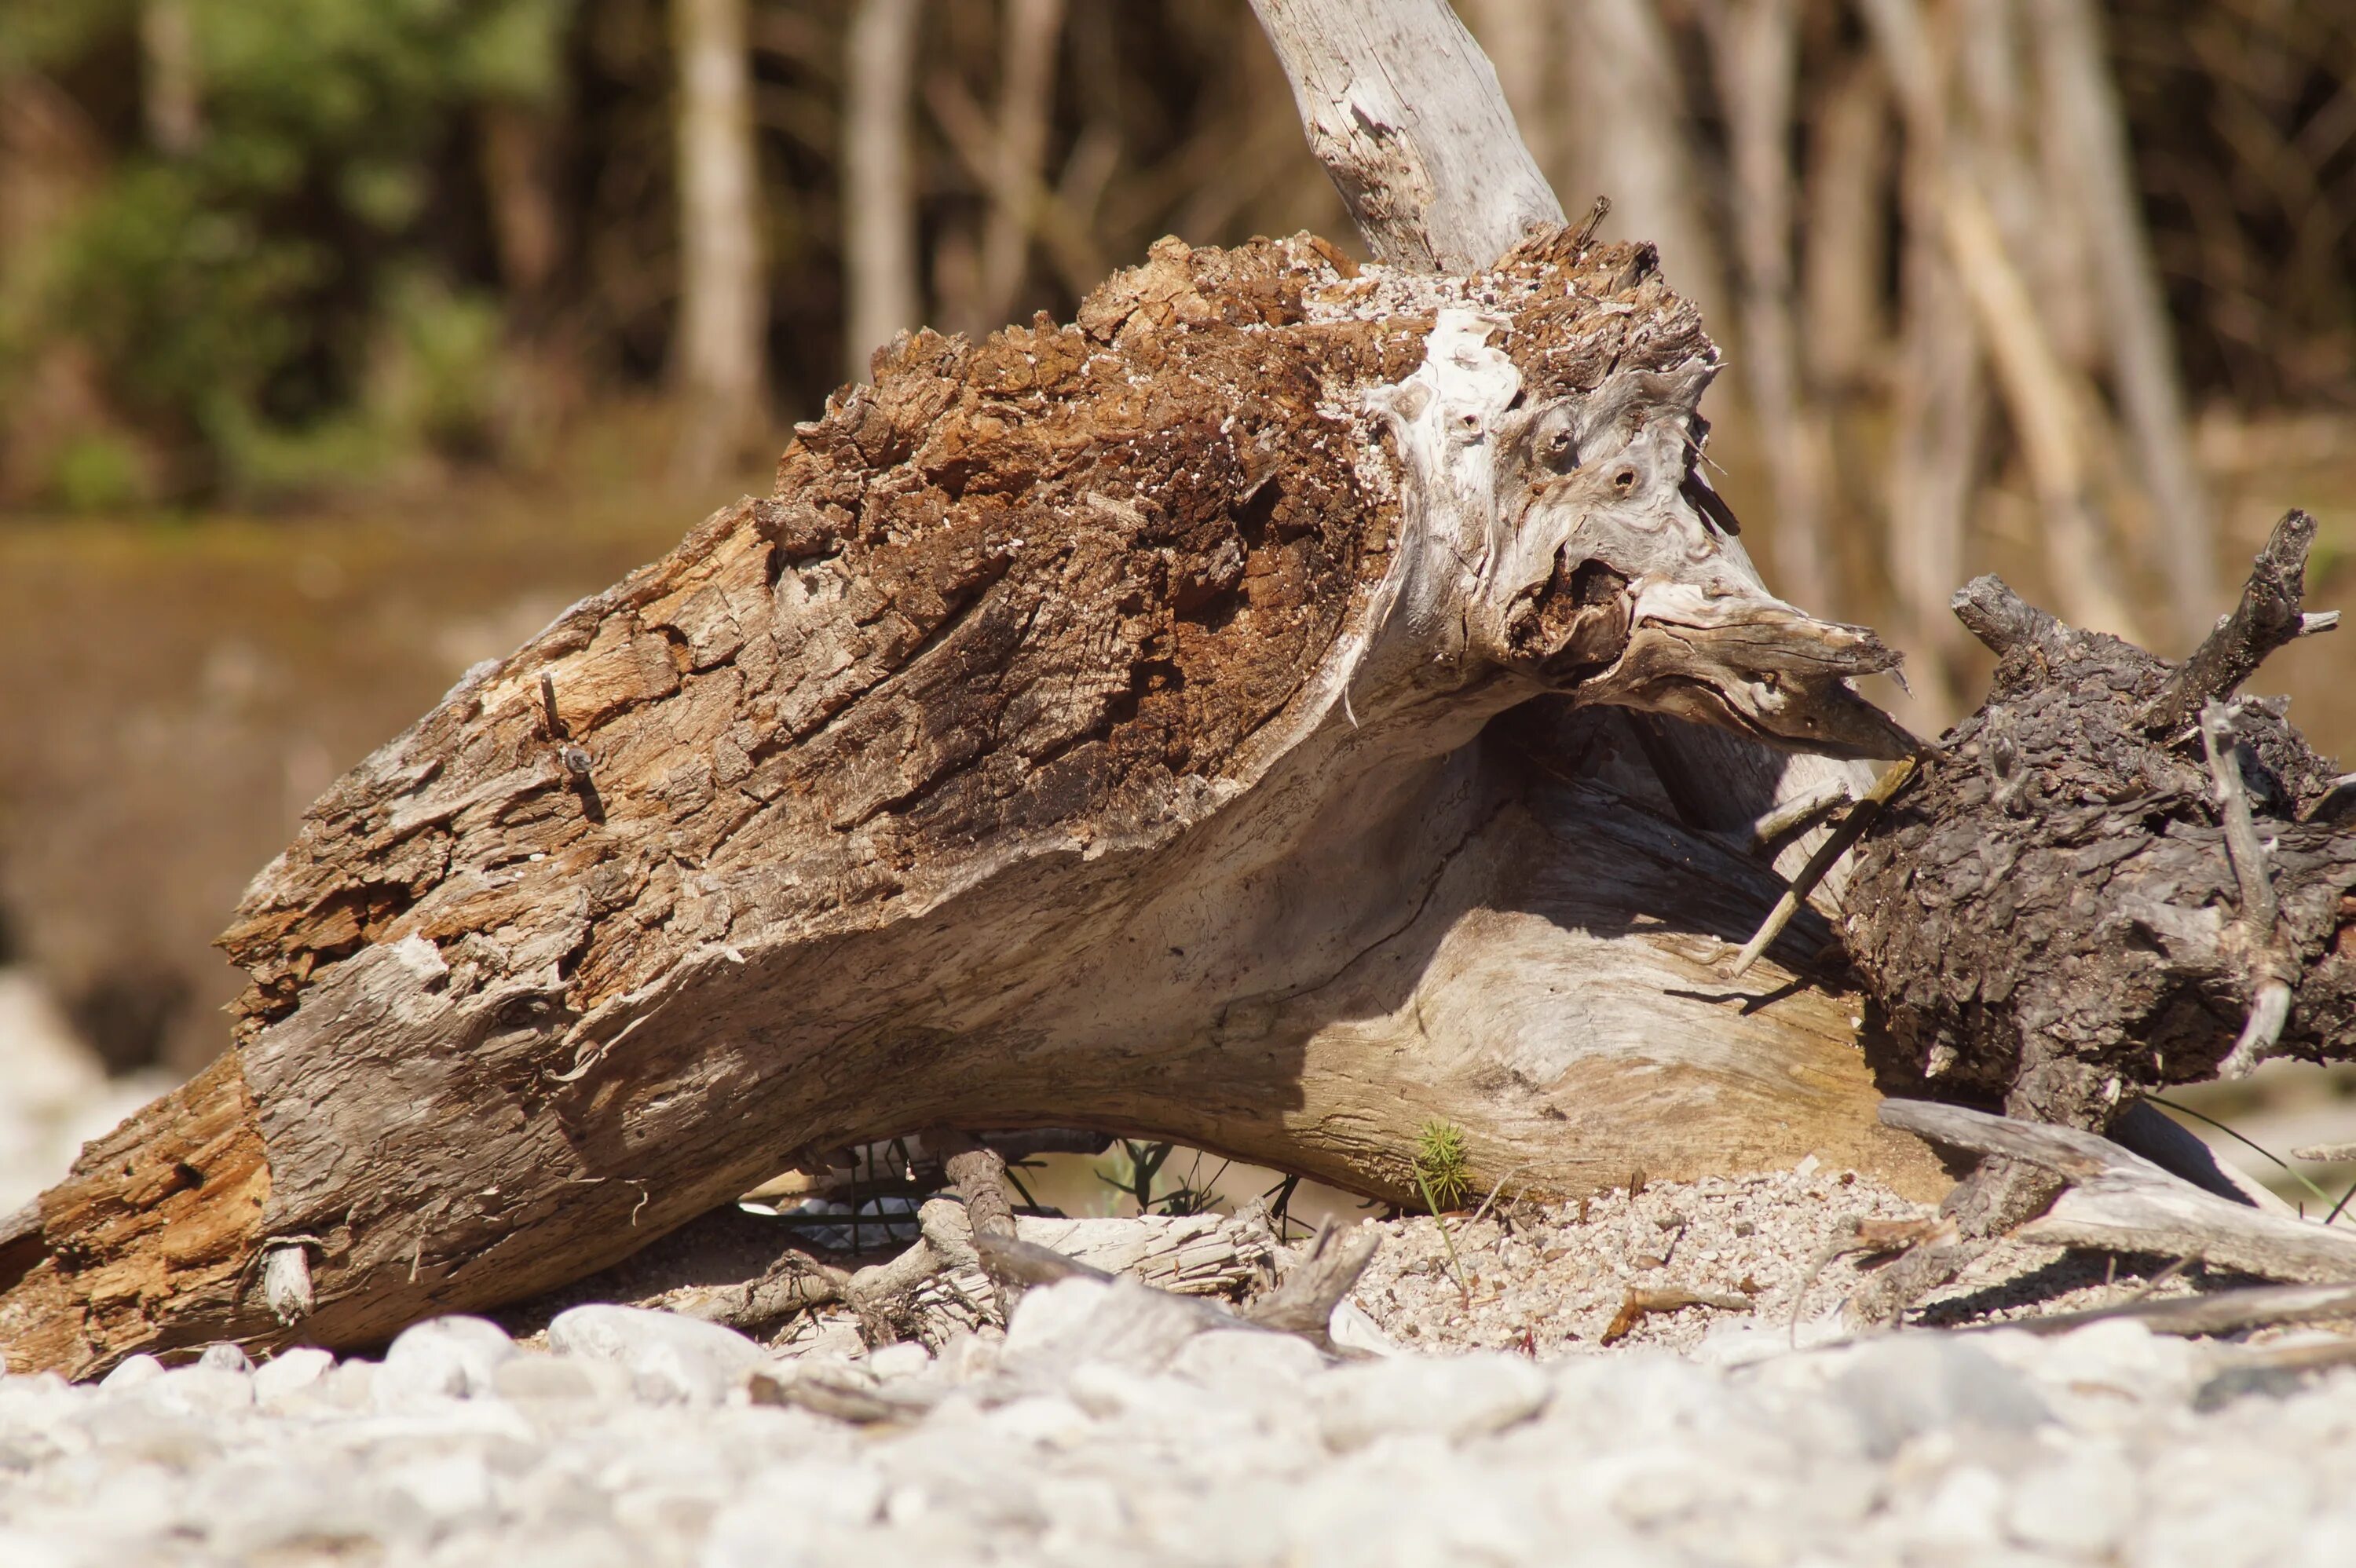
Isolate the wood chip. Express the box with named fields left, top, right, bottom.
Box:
left=1598, top=1285, right=1754, bottom=1346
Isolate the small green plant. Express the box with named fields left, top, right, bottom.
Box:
left=1414, top=1119, right=1473, bottom=1212
left=1412, top=1120, right=1475, bottom=1305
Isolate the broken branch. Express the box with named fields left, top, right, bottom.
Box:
left=2140, top=510, right=2327, bottom=734
left=1882, top=1099, right=2356, bottom=1285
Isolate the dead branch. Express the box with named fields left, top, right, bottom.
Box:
left=2141, top=510, right=2333, bottom=734
left=1727, top=755, right=1916, bottom=978
left=1988, top=1279, right=2356, bottom=1340
left=1245, top=0, right=1563, bottom=271
left=1882, top=1099, right=2356, bottom=1285
left=2201, top=703, right=2298, bottom=1078
left=1238, top=1223, right=1382, bottom=1347
left=1601, top=1285, right=1753, bottom=1346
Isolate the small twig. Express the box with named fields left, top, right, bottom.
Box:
left=537, top=671, right=566, bottom=739
left=1743, top=788, right=1852, bottom=853
left=2200, top=704, right=2296, bottom=1079
left=1469, top=1165, right=1528, bottom=1229
left=1601, top=1285, right=1752, bottom=1347
left=1569, top=194, right=1612, bottom=254
left=1727, top=757, right=1917, bottom=978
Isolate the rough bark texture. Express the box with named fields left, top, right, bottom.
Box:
left=0, top=230, right=1937, bottom=1378
left=1847, top=543, right=2356, bottom=1132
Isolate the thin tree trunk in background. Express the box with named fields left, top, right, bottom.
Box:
left=977, top=0, right=1066, bottom=331
left=1867, top=0, right=2138, bottom=647
left=2029, top=15, right=2101, bottom=370
left=843, top=0, right=923, bottom=380
left=1942, top=184, right=2141, bottom=642
left=481, top=106, right=562, bottom=300
left=1875, top=0, right=1977, bottom=726
left=670, top=0, right=767, bottom=483
left=2032, top=0, right=2217, bottom=646
left=1802, top=57, right=1890, bottom=393
left=1562, top=0, right=1725, bottom=320
left=139, top=0, right=202, bottom=157
left=1462, top=0, right=1556, bottom=163
left=1710, top=0, right=1835, bottom=611
left=480, top=100, right=573, bottom=458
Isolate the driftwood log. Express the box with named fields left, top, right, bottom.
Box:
left=0, top=0, right=1955, bottom=1379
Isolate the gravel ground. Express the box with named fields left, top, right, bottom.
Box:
left=3, top=1281, right=2354, bottom=1567
left=6, top=969, right=2355, bottom=1566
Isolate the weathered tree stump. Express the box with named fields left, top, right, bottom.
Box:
left=1838, top=512, right=2356, bottom=1320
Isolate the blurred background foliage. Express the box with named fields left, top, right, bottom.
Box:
left=1, top=0, right=2354, bottom=1092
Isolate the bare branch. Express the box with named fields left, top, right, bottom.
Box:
left=2140, top=510, right=2325, bottom=734
left=2200, top=703, right=2296, bottom=1078
left=1882, top=1098, right=2356, bottom=1285
left=1727, top=756, right=1917, bottom=978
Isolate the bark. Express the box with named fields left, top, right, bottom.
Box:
left=1836, top=518, right=2354, bottom=1322
left=1848, top=528, right=2356, bottom=1124
left=843, top=0, right=924, bottom=380
left=670, top=0, right=768, bottom=481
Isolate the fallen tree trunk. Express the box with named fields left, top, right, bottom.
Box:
left=0, top=0, right=1938, bottom=1379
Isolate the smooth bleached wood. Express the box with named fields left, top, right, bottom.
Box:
left=1245, top=0, right=1564, bottom=272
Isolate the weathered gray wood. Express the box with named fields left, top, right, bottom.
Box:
left=1882, top=1099, right=2356, bottom=1285
left=1245, top=0, right=1564, bottom=272
left=1988, top=1279, right=2356, bottom=1340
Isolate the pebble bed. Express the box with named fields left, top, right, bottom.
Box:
left=3, top=1284, right=2354, bottom=1567
left=7, top=974, right=2356, bottom=1566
